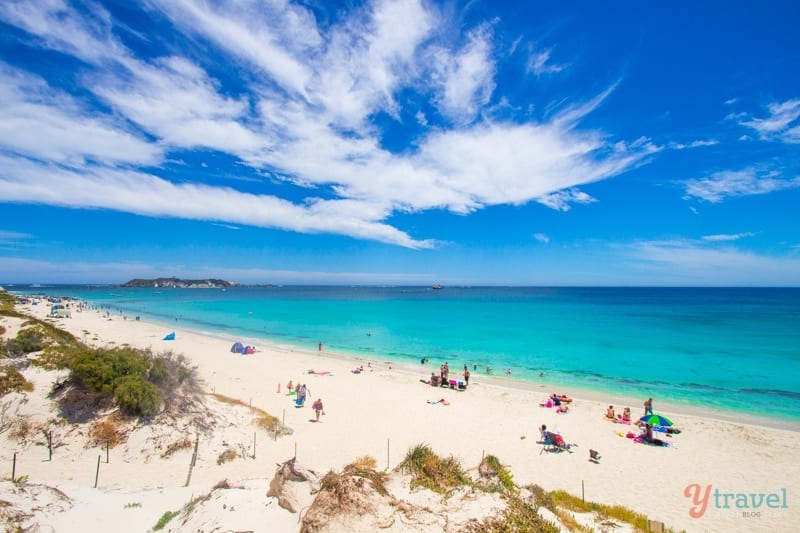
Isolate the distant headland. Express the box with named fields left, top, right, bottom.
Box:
left=121, top=277, right=238, bottom=288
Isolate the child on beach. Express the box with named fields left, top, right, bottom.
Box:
left=644, top=398, right=653, bottom=416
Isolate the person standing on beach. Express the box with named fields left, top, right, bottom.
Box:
left=298, top=384, right=309, bottom=406
left=644, top=397, right=653, bottom=416
left=318, top=341, right=322, bottom=353
left=464, top=368, right=470, bottom=386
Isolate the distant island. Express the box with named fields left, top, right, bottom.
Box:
left=121, top=277, right=238, bottom=288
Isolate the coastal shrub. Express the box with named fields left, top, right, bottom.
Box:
left=114, top=375, right=159, bottom=417
left=400, top=443, right=470, bottom=493
left=468, top=492, right=561, bottom=533
left=72, top=347, right=149, bottom=395
left=0, top=366, right=34, bottom=396
left=5, top=328, right=45, bottom=357
left=478, top=454, right=515, bottom=493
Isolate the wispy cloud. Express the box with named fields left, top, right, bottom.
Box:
left=526, top=46, right=564, bottom=76
left=669, top=139, right=718, bottom=150
left=701, top=232, right=756, bottom=242
left=683, top=168, right=800, bottom=203
left=738, top=99, right=800, bottom=143
left=533, top=232, right=550, bottom=244
left=625, top=239, right=800, bottom=286
left=0, top=256, right=432, bottom=285
left=0, top=229, right=33, bottom=241
left=536, top=188, right=596, bottom=211
left=0, top=0, right=652, bottom=248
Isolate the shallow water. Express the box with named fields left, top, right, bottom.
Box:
left=15, top=285, right=800, bottom=423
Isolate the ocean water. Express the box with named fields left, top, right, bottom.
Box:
left=11, top=285, right=800, bottom=424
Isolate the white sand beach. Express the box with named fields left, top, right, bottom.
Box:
left=2, top=297, right=798, bottom=532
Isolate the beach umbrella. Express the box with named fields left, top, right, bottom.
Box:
left=639, top=414, right=673, bottom=427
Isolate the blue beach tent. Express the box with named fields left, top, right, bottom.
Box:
left=231, top=342, right=245, bottom=353
left=163, top=332, right=176, bottom=341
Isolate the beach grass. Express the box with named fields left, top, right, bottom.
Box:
left=152, top=510, right=179, bottom=531
left=400, top=443, right=471, bottom=494
left=208, top=392, right=289, bottom=438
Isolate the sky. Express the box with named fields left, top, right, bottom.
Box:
left=1, top=0, right=799, bottom=286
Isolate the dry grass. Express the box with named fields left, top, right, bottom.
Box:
left=161, top=437, right=193, bottom=458
left=90, top=416, right=126, bottom=448
left=0, top=366, right=34, bottom=396
left=208, top=392, right=290, bottom=438
left=217, top=447, right=238, bottom=465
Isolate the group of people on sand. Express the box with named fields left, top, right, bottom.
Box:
left=285, top=380, right=325, bottom=421
left=540, top=393, right=571, bottom=413
left=605, top=405, right=632, bottom=423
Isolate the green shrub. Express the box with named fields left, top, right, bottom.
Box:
left=149, top=357, right=169, bottom=384
left=114, top=375, right=159, bottom=417
left=72, top=347, right=149, bottom=395
left=5, top=328, right=45, bottom=356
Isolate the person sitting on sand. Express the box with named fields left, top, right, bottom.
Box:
left=556, top=404, right=569, bottom=414
left=619, top=407, right=631, bottom=422
left=550, top=393, right=562, bottom=407
left=312, top=398, right=325, bottom=421
left=605, top=405, right=616, bottom=421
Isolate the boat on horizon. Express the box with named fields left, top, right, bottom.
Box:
left=432, top=284, right=443, bottom=290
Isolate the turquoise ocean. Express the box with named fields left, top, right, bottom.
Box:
left=10, top=285, right=800, bottom=425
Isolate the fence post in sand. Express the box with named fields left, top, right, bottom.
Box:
left=387, top=439, right=390, bottom=471
left=253, top=432, right=256, bottom=459
left=294, top=441, right=297, bottom=461
left=582, top=480, right=585, bottom=502
left=11, top=452, right=17, bottom=482
left=94, top=454, right=101, bottom=488
left=48, top=431, right=53, bottom=461
left=106, top=440, right=110, bottom=464
left=184, top=434, right=199, bottom=487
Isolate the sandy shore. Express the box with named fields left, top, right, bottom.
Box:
left=2, top=298, right=798, bottom=532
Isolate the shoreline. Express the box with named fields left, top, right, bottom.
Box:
left=70, top=294, right=800, bottom=433
left=4, top=295, right=800, bottom=531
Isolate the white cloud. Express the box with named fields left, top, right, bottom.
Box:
left=533, top=232, right=550, bottom=244
left=739, top=99, right=800, bottom=143
left=430, top=24, right=496, bottom=124
left=0, top=64, right=161, bottom=165
left=526, top=46, right=564, bottom=76
left=669, top=139, right=718, bottom=150
left=0, top=0, right=653, bottom=248
left=701, top=232, right=756, bottom=242
left=683, top=168, right=800, bottom=203
left=536, top=188, right=597, bottom=211
left=625, top=239, right=800, bottom=286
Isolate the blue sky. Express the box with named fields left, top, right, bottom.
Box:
left=1, top=0, right=799, bottom=286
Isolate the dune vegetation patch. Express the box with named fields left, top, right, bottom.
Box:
left=399, top=443, right=471, bottom=494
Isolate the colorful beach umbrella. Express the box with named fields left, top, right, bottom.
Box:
left=639, top=414, right=673, bottom=427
